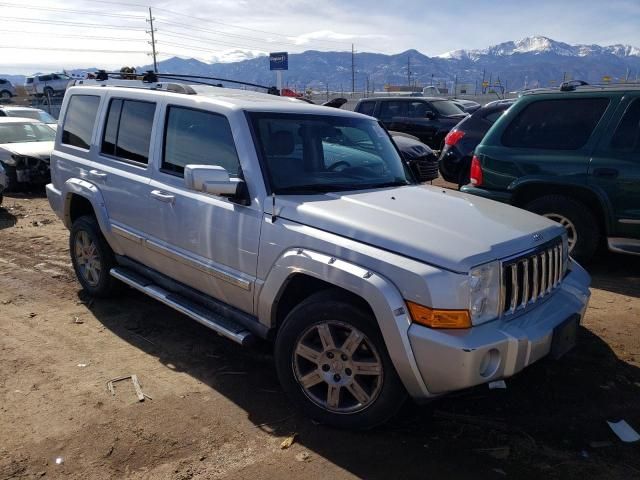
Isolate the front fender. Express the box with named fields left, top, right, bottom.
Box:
left=259, top=248, right=432, bottom=399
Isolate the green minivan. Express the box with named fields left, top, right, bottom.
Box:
left=462, top=83, right=640, bottom=263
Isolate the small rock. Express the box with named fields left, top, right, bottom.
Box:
left=37, top=471, right=46, bottom=477
left=29, top=312, right=37, bottom=318
left=199, top=455, right=206, bottom=461
left=295, top=452, right=310, bottom=462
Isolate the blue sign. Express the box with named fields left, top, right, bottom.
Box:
left=269, top=52, right=288, bottom=71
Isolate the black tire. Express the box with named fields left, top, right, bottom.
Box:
left=43, top=87, right=54, bottom=98
left=1, top=163, right=19, bottom=192
left=275, top=289, right=407, bottom=430
left=0, top=90, right=11, bottom=100
left=525, top=194, right=600, bottom=264
left=69, top=215, right=119, bottom=297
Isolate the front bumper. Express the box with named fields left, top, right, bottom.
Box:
left=9, top=157, right=51, bottom=185
left=408, top=260, right=591, bottom=395
left=460, top=185, right=513, bottom=203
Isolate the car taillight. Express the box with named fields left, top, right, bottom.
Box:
left=470, top=155, right=483, bottom=186
left=444, top=129, right=465, bottom=146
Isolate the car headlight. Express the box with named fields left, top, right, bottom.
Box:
left=4, top=154, right=22, bottom=166
left=468, top=261, right=501, bottom=325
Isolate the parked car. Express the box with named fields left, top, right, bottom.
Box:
left=0, top=106, right=58, bottom=130
left=439, top=100, right=515, bottom=186
left=452, top=99, right=481, bottom=114
left=24, top=73, right=72, bottom=97
left=0, top=162, right=7, bottom=205
left=354, top=97, right=467, bottom=150
left=0, top=79, right=16, bottom=99
left=47, top=80, right=590, bottom=429
left=462, top=82, right=640, bottom=263
left=389, top=131, right=439, bottom=182
left=0, top=118, right=55, bottom=190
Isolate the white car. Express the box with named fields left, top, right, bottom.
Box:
left=24, top=73, right=72, bottom=97
left=0, top=118, right=55, bottom=189
left=0, top=106, right=58, bottom=130
left=0, top=162, right=6, bottom=205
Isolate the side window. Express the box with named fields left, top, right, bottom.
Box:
left=162, top=106, right=240, bottom=176
left=357, top=101, right=376, bottom=117
left=61, top=95, right=100, bottom=149
left=610, top=99, right=640, bottom=153
left=407, top=101, right=431, bottom=118
left=100, top=99, right=155, bottom=164
left=502, top=98, right=609, bottom=150
left=379, top=101, right=407, bottom=121
left=39, top=75, right=52, bottom=82
left=483, top=110, right=504, bottom=124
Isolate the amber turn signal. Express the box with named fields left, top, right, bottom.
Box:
left=406, top=301, right=471, bottom=329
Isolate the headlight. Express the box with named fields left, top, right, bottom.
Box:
left=468, top=261, right=501, bottom=325
left=4, top=154, right=22, bottom=166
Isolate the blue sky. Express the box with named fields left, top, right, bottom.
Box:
left=0, top=0, right=639, bottom=73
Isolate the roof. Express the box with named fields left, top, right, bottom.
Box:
left=0, top=117, right=42, bottom=124
left=522, top=83, right=640, bottom=96
left=363, top=96, right=450, bottom=102
left=68, top=81, right=370, bottom=118
left=0, top=106, right=44, bottom=112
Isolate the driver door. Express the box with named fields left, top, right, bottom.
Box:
left=145, top=104, right=260, bottom=314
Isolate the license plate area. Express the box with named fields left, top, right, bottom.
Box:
left=550, top=314, right=579, bottom=359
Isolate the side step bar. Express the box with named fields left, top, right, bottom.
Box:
left=608, top=237, right=640, bottom=256
left=110, top=267, right=255, bottom=346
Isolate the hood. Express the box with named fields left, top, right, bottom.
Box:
left=0, top=141, right=54, bottom=163
left=273, top=185, right=564, bottom=273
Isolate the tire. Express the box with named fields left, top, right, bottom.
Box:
left=0, top=90, right=11, bottom=100
left=43, top=87, right=54, bottom=98
left=1, top=163, right=19, bottom=192
left=69, top=215, right=119, bottom=297
left=525, top=194, right=599, bottom=264
left=275, top=289, right=407, bottom=430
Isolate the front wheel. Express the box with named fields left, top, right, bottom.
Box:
left=525, top=194, right=600, bottom=264
left=275, top=290, right=407, bottom=429
left=0, top=90, right=11, bottom=100
left=70, top=215, right=119, bottom=297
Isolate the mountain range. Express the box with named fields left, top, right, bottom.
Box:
left=3, top=36, right=640, bottom=92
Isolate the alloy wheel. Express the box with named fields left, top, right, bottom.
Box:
left=292, top=321, right=383, bottom=414
left=543, top=213, right=577, bottom=252
left=74, top=230, right=102, bottom=287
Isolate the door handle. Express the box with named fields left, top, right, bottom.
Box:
left=151, top=189, right=175, bottom=204
left=88, top=169, right=107, bottom=180
left=593, top=167, right=619, bottom=178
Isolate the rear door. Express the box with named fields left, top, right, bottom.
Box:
left=589, top=94, right=640, bottom=239
left=378, top=100, right=408, bottom=132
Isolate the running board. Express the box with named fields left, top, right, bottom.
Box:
left=608, top=237, right=640, bottom=256
left=110, top=267, right=255, bottom=346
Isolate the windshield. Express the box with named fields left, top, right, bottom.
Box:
left=250, top=113, right=413, bottom=194
left=0, top=122, right=56, bottom=144
left=7, top=109, right=56, bottom=123
left=432, top=100, right=465, bottom=116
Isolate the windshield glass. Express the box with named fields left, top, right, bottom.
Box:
left=432, top=100, right=465, bottom=116
left=0, top=122, right=56, bottom=144
left=7, top=109, right=56, bottom=123
left=250, top=113, right=413, bottom=194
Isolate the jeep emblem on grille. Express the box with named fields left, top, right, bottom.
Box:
left=533, top=233, right=544, bottom=242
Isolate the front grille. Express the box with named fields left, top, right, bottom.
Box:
left=501, top=239, right=567, bottom=316
left=412, top=158, right=439, bottom=181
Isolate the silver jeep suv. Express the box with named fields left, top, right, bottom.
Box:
left=46, top=80, right=591, bottom=429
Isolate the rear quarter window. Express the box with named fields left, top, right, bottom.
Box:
left=61, top=95, right=100, bottom=150
left=357, top=101, right=376, bottom=116
left=502, top=98, right=609, bottom=150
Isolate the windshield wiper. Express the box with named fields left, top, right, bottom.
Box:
left=356, top=181, right=411, bottom=189
left=275, top=184, right=355, bottom=194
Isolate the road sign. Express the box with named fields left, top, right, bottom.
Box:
left=270, top=52, right=288, bottom=71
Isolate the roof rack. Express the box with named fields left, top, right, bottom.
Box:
left=522, top=80, right=640, bottom=96
left=74, top=70, right=280, bottom=96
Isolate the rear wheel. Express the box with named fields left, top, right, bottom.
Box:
left=70, top=215, right=119, bottom=297
left=0, top=90, right=11, bottom=100
left=275, top=290, right=407, bottom=429
left=525, top=194, right=599, bottom=263
left=43, top=87, right=54, bottom=98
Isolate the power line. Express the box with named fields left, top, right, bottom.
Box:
left=0, top=29, right=144, bottom=42
left=159, top=30, right=272, bottom=52
left=0, top=16, right=144, bottom=30
left=0, top=2, right=146, bottom=20
left=0, top=46, right=147, bottom=54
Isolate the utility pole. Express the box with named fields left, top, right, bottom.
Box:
left=407, top=53, right=411, bottom=87
left=147, top=7, right=158, bottom=73
left=351, top=44, right=355, bottom=95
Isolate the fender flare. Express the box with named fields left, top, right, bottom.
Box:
left=259, top=248, right=431, bottom=399
left=61, top=177, right=111, bottom=234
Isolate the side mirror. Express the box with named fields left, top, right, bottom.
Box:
left=184, top=165, right=244, bottom=197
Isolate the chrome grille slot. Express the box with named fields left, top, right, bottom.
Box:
left=501, top=239, right=567, bottom=317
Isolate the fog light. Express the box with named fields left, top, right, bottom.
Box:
left=478, top=348, right=501, bottom=378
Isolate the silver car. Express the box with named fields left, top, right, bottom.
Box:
left=0, top=106, right=58, bottom=130
left=24, top=73, right=72, bottom=97
left=0, top=79, right=16, bottom=99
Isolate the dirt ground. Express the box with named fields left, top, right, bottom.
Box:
left=0, top=191, right=639, bottom=480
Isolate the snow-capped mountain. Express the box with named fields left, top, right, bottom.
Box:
left=437, top=36, right=640, bottom=61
